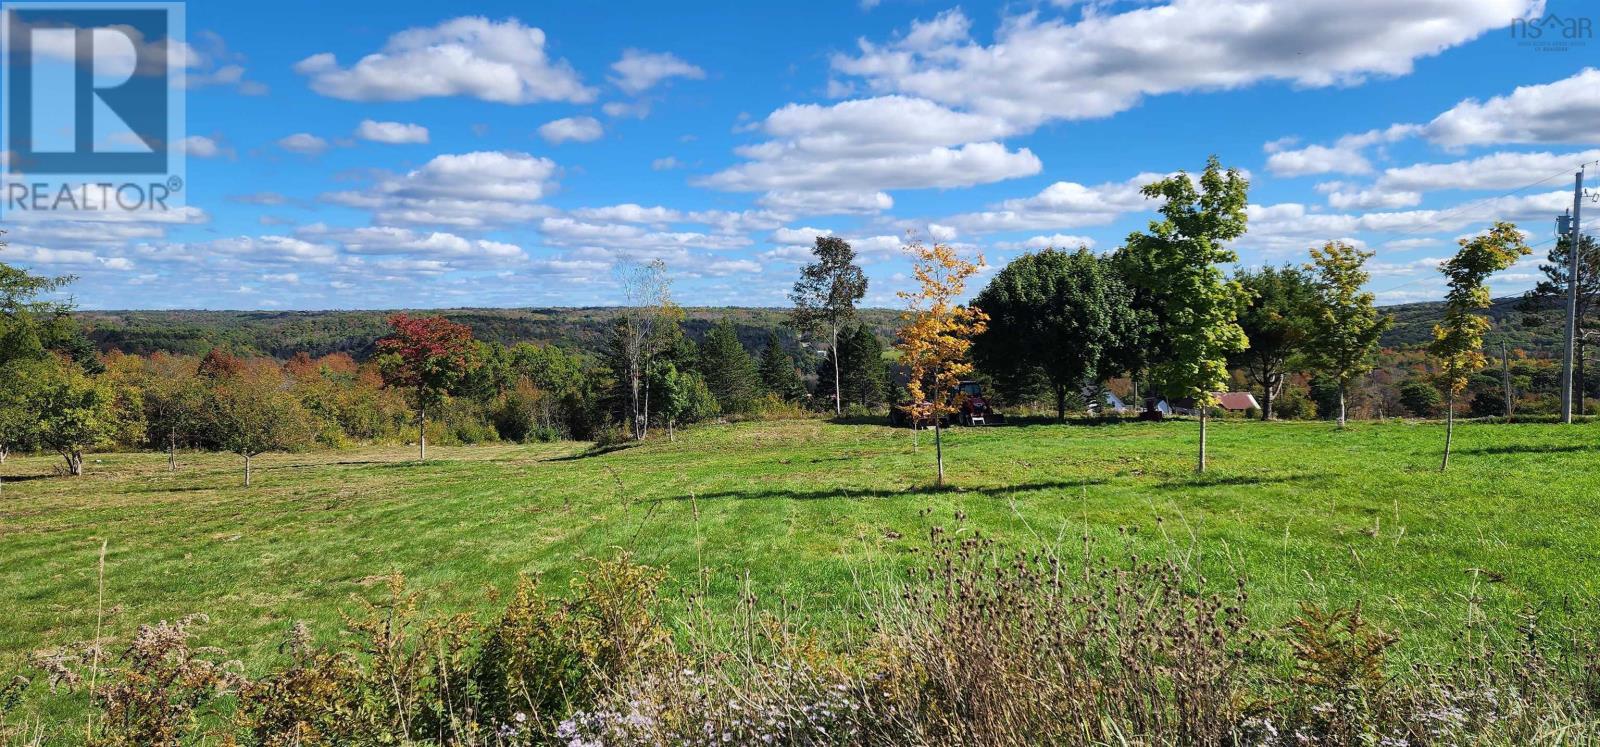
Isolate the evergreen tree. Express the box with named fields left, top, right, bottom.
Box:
left=814, top=323, right=888, bottom=410
left=758, top=333, right=807, bottom=402
left=697, top=318, right=760, bottom=414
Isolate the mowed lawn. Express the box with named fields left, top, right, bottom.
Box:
left=2, top=417, right=1598, bottom=673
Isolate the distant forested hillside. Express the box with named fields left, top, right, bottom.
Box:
left=1381, top=295, right=1566, bottom=351
left=78, top=307, right=906, bottom=360
left=77, top=296, right=1568, bottom=361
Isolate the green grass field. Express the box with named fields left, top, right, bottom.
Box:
left=3, top=417, right=1598, bottom=673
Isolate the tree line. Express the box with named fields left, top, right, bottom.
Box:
left=0, top=156, right=1571, bottom=484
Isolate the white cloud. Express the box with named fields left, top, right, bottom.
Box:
left=323, top=151, right=559, bottom=228
left=833, top=2, right=1534, bottom=130
left=356, top=120, right=430, bottom=144
left=297, top=224, right=525, bottom=263
left=703, top=258, right=762, bottom=275
left=570, top=204, right=680, bottom=224
left=206, top=235, right=340, bottom=265
left=278, top=133, right=328, bottom=155
left=181, top=135, right=224, bottom=158
left=609, top=49, right=705, bottom=95
left=651, top=156, right=684, bottom=170
left=703, top=140, right=1039, bottom=193
left=943, top=173, right=1164, bottom=233
left=701, top=96, right=1036, bottom=213
left=1426, top=68, right=1600, bottom=147
left=1315, top=181, right=1423, bottom=210
left=538, top=116, right=604, bottom=144
left=294, top=17, right=594, bottom=104
left=1263, top=125, right=1419, bottom=177
left=1376, top=148, right=1600, bottom=193
left=262, top=272, right=301, bottom=284
left=927, top=224, right=958, bottom=242
left=771, top=226, right=834, bottom=245
left=995, top=234, right=1098, bottom=251
left=538, top=217, right=751, bottom=257
left=757, top=190, right=893, bottom=215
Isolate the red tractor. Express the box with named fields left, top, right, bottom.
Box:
left=889, top=380, right=1004, bottom=428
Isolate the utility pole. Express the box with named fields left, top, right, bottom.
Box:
left=1561, top=168, right=1584, bottom=424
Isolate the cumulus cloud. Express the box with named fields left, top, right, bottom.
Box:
left=356, top=120, right=430, bottom=144
left=181, top=135, right=224, bottom=158
left=297, top=224, right=525, bottom=263
left=943, top=173, right=1165, bottom=233
left=757, top=190, right=893, bottom=215
left=609, top=49, right=705, bottom=95
left=322, top=151, right=559, bottom=228
left=1425, top=68, right=1600, bottom=147
left=278, top=133, right=328, bottom=155
left=1263, top=125, right=1420, bottom=177
left=833, top=2, right=1533, bottom=129
left=701, top=96, right=1036, bottom=214
left=538, top=116, right=604, bottom=144
left=994, top=234, right=1098, bottom=251
left=294, top=17, right=594, bottom=104
left=1375, top=149, right=1600, bottom=192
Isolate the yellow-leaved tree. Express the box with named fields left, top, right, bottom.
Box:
left=896, top=240, right=987, bottom=486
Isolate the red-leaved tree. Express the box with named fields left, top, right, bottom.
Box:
left=376, top=314, right=476, bottom=461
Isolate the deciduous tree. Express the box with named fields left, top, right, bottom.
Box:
left=973, top=248, right=1136, bottom=420
left=896, top=241, right=987, bottom=487
left=1429, top=222, right=1529, bottom=471
left=614, top=260, right=673, bottom=440
left=791, top=237, right=868, bottom=416
left=23, top=355, right=120, bottom=476
left=1121, top=156, right=1251, bottom=472
left=376, top=314, right=477, bottom=461
left=1303, top=243, right=1392, bottom=428
left=202, top=365, right=314, bottom=486
left=1229, top=265, right=1315, bottom=421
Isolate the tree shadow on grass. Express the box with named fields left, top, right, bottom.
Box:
left=1457, top=443, right=1600, bottom=456
left=0, top=473, right=55, bottom=484
left=1152, top=472, right=1322, bottom=490
left=648, top=478, right=1109, bottom=504
left=541, top=442, right=640, bottom=462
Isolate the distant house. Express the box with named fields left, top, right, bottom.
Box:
left=1150, top=392, right=1258, bottom=417
left=1213, top=391, right=1260, bottom=412
left=1084, top=387, right=1131, bottom=414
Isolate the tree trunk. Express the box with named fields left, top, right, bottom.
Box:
left=1260, top=372, right=1274, bottom=421
left=630, top=372, right=641, bottom=440
left=0, top=444, right=7, bottom=465
left=642, top=379, right=651, bottom=439
left=1441, top=391, right=1454, bottom=472
left=1337, top=384, right=1347, bottom=429
left=66, top=450, right=83, bottom=476
left=1501, top=342, right=1513, bottom=421
left=1055, top=384, right=1067, bottom=422
left=933, top=420, right=945, bottom=486
left=417, top=396, right=427, bottom=462
left=1197, top=408, right=1208, bottom=474
left=831, top=327, right=842, bottom=417
left=668, top=419, right=675, bottom=442
left=168, top=432, right=177, bottom=472
left=243, top=454, right=252, bottom=487
left=1579, top=337, right=1587, bottom=416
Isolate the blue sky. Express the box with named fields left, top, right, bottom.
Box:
left=2, top=0, right=1598, bottom=310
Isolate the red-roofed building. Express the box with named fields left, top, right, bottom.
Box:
left=1212, top=391, right=1260, bottom=412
